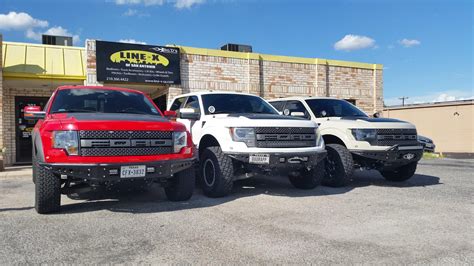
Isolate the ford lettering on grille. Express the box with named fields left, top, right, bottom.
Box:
left=80, top=139, right=173, bottom=148
left=373, top=128, right=419, bottom=146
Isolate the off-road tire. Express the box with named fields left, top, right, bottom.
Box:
left=164, top=167, right=195, bottom=201
left=34, top=157, right=61, bottom=214
left=288, top=160, right=325, bottom=189
left=322, top=144, right=354, bottom=187
left=381, top=162, right=418, bottom=182
left=32, top=152, right=37, bottom=184
left=199, top=146, right=234, bottom=197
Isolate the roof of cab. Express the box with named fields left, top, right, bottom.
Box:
left=56, top=85, right=145, bottom=94
left=172, top=90, right=261, bottom=99
left=267, top=96, right=343, bottom=102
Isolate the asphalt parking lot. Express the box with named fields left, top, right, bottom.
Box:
left=0, top=158, right=473, bottom=264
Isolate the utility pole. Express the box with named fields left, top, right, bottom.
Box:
left=399, top=96, right=409, bottom=106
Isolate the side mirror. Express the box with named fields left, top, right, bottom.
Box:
left=373, top=112, right=381, bottom=118
left=164, top=110, right=177, bottom=119
left=179, top=108, right=201, bottom=120
left=24, top=106, right=45, bottom=120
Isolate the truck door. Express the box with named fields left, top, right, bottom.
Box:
left=178, top=96, right=203, bottom=145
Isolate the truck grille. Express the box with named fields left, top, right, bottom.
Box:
left=79, top=130, right=172, bottom=139
left=374, top=128, right=418, bottom=146
left=78, top=130, right=173, bottom=157
left=255, top=127, right=316, bottom=148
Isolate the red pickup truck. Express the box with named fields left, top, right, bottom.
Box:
left=25, top=86, right=196, bottom=214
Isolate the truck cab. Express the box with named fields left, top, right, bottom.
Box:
left=26, top=86, right=196, bottom=214
left=268, top=97, right=423, bottom=187
left=168, top=92, right=327, bottom=197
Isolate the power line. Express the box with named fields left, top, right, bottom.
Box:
left=399, top=96, right=409, bottom=106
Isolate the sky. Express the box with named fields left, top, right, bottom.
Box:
left=0, top=0, right=472, bottom=106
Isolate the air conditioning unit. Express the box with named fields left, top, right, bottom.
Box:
left=42, top=35, right=73, bottom=46
left=221, top=43, right=252, bottom=53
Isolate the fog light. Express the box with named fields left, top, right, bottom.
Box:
left=109, top=169, right=119, bottom=175
left=146, top=167, right=155, bottom=173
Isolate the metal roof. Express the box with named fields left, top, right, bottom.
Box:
left=1, top=41, right=86, bottom=80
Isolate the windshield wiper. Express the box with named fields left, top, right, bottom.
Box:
left=210, top=111, right=230, bottom=114
left=51, top=109, right=96, bottom=114
left=117, top=110, right=150, bottom=115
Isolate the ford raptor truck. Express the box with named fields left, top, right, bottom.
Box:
left=168, top=92, right=327, bottom=197
left=268, top=97, right=423, bottom=187
left=25, top=86, right=196, bottom=214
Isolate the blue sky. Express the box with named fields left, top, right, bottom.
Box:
left=0, top=0, right=472, bottom=105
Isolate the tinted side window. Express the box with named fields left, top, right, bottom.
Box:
left=184, top=96, right=200, bottom=113
left=170, top=97, right=186, bottom=111
left=269, top=101, right=286, bottom=112
left=285, top=101, right=310, bottom=119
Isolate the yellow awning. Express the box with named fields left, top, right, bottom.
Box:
left=2, top=41, right=86, bottom=80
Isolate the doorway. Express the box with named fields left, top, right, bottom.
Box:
left=15, top=96, right=49, bottom=164
left=153, top=94, right=168, bottom=112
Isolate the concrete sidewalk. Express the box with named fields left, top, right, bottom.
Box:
left=0, top=166, right=32, bottom=179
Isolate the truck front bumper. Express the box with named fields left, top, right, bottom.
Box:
left=350, top=145, right=423, bottom=165
left=227, top=151, right=327, bottom=170
left=39, top=157, right=196, bottom=182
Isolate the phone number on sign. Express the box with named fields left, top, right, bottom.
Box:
left=106, top=77, right=129, bottom=82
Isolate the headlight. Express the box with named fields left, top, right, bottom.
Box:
left=315, top=128, right=324, bottom=147
left=52, top=131, right=78, bottom=155
left=230, top=127, right=256, bottom=147
left=351, top=129, right=377, bottom=142
left=173, top=131, right=188, bottom=153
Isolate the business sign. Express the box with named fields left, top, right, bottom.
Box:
left=96, top=41, right=181, bottom=85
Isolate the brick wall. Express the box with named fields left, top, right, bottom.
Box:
left=0, top=34, right=4, bottom=168
left=326, top=66, right=376, bottom=113
left=262, top=61, right=317, bottom=99
left=1, top=87, right=55, bottom=165
left=84, top=39, right=383, bottom=113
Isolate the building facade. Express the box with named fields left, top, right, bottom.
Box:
left=384, top=100, right=474, bottom=155
left=0, top=35, right=383, bottom=166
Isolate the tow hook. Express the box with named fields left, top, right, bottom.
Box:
left=288, top=156, right=308, bottom=164
left=386, top=145, right=399, bottom=151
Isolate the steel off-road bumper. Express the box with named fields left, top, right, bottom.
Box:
left=351, top=145, right=423, bottom=167
left=227, top=151, right=327, bottom=171
left=39, top=157, right=196, bottom=182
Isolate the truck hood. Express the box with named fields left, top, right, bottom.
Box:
left=318, top=116, right=416, bottom=129
left=205, top=113, right=318, bottom=128
left=46, top=113, right=186, bottom=132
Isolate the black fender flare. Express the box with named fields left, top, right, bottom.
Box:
left=32, top=129, right=45, bottom=162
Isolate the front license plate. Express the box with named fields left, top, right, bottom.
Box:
left=120, top=165, right=146, bottom=178
left=249, top=154, right=270, bottom=164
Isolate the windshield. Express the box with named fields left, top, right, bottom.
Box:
left=201, top=94, right=278, bottom=115
left=50, top=89, right=161, bottom=116
left=305, top=99, right=368, bottom=118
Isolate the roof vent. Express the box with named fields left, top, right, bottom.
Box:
left=42, top=35, right=73, bottom=46
left=221, top=43, right=252, bottom=53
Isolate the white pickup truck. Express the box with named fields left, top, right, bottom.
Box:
left=168, top=92, right=327, bottom=197
left=268, top=97, right=423, bottom=187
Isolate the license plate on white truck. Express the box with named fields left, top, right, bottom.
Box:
left=249, top=154, right=270, bottom=164
left=120, top=165, right=146, bottom=178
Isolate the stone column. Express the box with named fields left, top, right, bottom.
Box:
left=85, top=39, right=102, bottom=86
left=0, top=34, right=4, bottom=170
